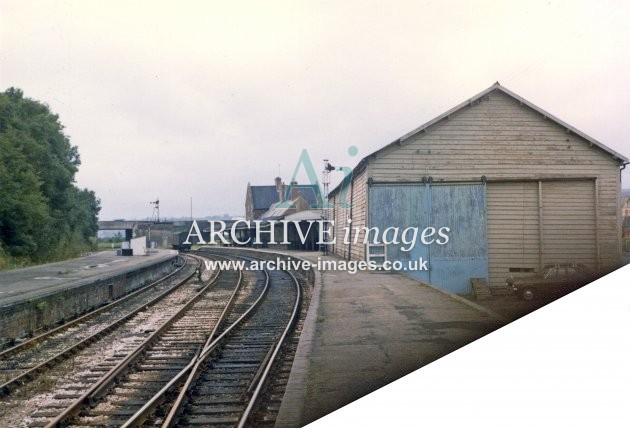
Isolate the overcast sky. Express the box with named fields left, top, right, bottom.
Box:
left=2, top=0, right=629, bottom=220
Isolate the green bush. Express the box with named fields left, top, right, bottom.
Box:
left=0, top=88, right=101, bottom=269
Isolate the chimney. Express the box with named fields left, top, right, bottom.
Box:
left=275, top=177, right=285, bottom=202
left=290, top=180, right=299, bottom=199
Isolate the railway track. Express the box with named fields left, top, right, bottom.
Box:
left=0, top=254, right=222, bottom=426
left=1, top=250, right=312, bottom=428
left=192, top=249, right=314, bottom=426
left=169, top=266, right=301, bottom=428
left=35, top=257, right=246, bottom=427
left=107, top=253, right=303, bottom=428
left=0, top=255, right=195, bottom=396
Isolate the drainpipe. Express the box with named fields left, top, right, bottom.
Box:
left=620, top=162, right=629, bottom=263
left=347, top=181, right=354, bottom=261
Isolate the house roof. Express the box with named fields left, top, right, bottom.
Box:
left=250, top=185, right=280, bottom=210
left=284, top=209, right=324, bottom=221
left=260, top=200, right=296, bottom=220
left=330, top=82, right=628, bottom=196
left=285, top=184, right=322, bottom=208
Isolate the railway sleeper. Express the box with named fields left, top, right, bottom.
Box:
left=193, top=386, right=246, bottom=395
left=109, top=387, right=160, bottom=398
left=121, top=377, right=176, bottom=385
left=53, top=392, right=82, bottom=399
left=84, top=408, right=136, bottom=416
left=30, top=410, right=62, bottom=418
left=134, top=364, right=189, bottom=371
left=142, top=354, right=196, bottom=360
left=181, top=415, right=240, bottom=425
left=191, top=396, right=243, bottom=405
left=198, top=372, right=256, bottom=382
left=199, top=372, right=248, bottom=380
left=220, top=351, right=270, bottom=359
left=26, top=421, right=49, bottom=427
left=187, top=405, right=244, bottom=414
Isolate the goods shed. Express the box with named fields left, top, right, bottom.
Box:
left=328, top=83, right=628, bottom=294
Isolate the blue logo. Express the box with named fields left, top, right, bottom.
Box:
left=277, top=146, right=358, bottom=209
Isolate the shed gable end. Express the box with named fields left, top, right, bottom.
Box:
left=370, top=89, right=619, bottom=182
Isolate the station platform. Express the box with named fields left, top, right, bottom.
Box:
left=0, top=250, right=178, bottom=307
left=273, top=250, right=507, bottom=427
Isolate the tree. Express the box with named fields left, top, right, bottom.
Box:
left=0, top=87, right=101, bottom=267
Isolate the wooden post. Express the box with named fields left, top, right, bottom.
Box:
left=538, top=181, right=544, bottom=272
left=595, top=178, right=601, bottom=272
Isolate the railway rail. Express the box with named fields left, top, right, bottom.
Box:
left=0, top=255, right=196, bottom=396
left=0, top=254, right=219, bottom=426
left=40, top=259, right=243, bottom=427
left=0, top=250, right=312, bottom=428
left=119, top=254, right=303, bottom=427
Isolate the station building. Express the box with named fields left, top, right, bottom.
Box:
left=243, top=177, right=323, bottom=250
left=246, top=177, right=322, bottom=222
left=328, top=83, right=628, bottom=294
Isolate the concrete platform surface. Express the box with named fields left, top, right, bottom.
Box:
left=274, top=251, right=505, bottom=427
left=0, top=250, right=178, bottom=307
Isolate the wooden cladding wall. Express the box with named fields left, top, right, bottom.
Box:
left=370, top=91, right=620, bottom=182
left=330, top=169, right=368, bottom=260
left=487, top=179, right=598, bottom=288
left=369, top=89, right=620, bottom=269
left=350, top=169, right=368, bottom=261
left=541, top=180, right=597, bottom=267
left=487, top=182, right=540, bottom=288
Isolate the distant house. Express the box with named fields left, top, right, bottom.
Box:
left=245, top=180, right=282, bottom=221
left=244, top=177, right=323, bottom=250
left=245, top=177, right=322, bottom=221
